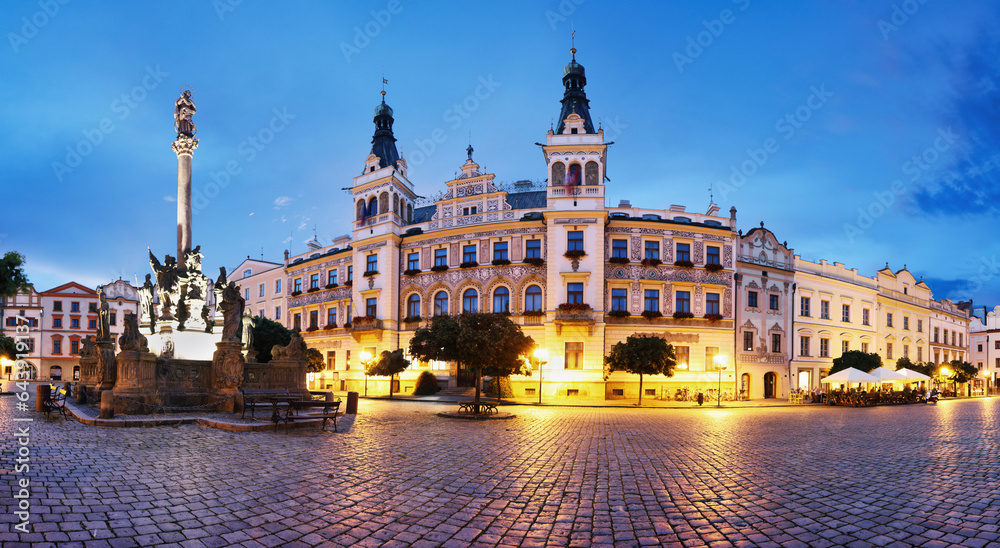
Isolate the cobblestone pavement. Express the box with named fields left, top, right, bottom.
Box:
left=3, top=396, right=1000, bottom=548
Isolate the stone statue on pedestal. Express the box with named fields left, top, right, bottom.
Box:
left=241, top=312, right=255, bottom=352
left=118, top=312, right=149, bottom=353
left=149, top=250, right=179, bottom=320
left=174, top=89, right=197, bottom=138
left=96, top=287, right=112, bottom=342
left=219, top=282, right=245, bottom=342
left=138, top=273, right=156, bottom=333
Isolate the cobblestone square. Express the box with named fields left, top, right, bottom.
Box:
left=3, top=397, right=1000, bottom=547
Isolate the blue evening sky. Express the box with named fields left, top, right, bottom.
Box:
left=2, top=1, right=998, bottom=310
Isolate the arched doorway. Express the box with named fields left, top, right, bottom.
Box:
left=16, top=361, right=38, bottom=380
left=741, top=373, right=751, bottom=400
left=764, top=372, right=777, bottom=399
left=50, top=365, right=63, bottom=381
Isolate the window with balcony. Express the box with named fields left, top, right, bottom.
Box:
left=567, top=283, right=584, bottom=305
left=366, top=298, right=377, bottom=317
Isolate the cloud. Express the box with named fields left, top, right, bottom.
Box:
left=249, top=212, right=255, bottom=216
left=274, top=196, right=292, bottom=209
left=163, top=195, right=176, bottom=202
left=297, top=217, right=311, bottom=231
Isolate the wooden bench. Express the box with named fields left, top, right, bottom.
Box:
left=275, top=399, right=341, bottom=432
left=43, top=387, right=69, bottom=419
left=458, top=400, right=499, bottom=414
left=241, top=389, right=294, bottom=420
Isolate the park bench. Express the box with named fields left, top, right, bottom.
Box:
left=274, top=399, right=341, bottom=432
left=43, top=386, right=69, bottom=419
left=458, top=400, right=499, bottom=414
left=241, top=388, right=295, bottom=420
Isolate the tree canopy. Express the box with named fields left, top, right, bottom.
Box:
left=367, top=348, right=410, bottom=397
left=305, top=347, right=324, bottom=373
left=0, top=251, right=30, bottom=326
left=251, top=316, right=294, bottom=363
left=830, top=350, right=881, bottom=375
left=604, top=334, right=676, bottom=405
left=0, top=333, right=16, bottom=361
left=947, top=360, right=978, bottom=385
left=409, top=313, right=534, bottom=409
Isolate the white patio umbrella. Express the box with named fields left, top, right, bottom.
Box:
left=820, top=368, right=878, bottom=384
left=868, top=367, right=907, bottom=383
left=896, top=368, right=931, bottom=382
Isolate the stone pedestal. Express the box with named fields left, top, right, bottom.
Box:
left=78, top=355, right=98, bottom=395
left=112, top=350, right=157, bottom=414
left=95, top=340, right=117, bottom=393
left=99, top=390, right=114, bottom=419
left=211, top=340, right=245, bottom=413
left=271, top=356, right=310, bottom=400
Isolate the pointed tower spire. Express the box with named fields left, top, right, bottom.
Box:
left=555, top=39, right=595, bottom=135
left=370, top=86, right=400, bottom=169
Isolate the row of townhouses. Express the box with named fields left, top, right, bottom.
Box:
left=5, top=51, right=993, bottom=401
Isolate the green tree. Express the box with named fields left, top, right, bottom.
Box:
left=305, top=347, right=324, bottom=373
left=604, top=334, right=677, bottom=405
left=947, top=360, right=978, bottom=395
left=0, top=251, right=30, bottom=328
left=830, top=350, right=881, bottom=375
left=367, top=348, right=410, bottom=397
left=251, top=316, right=294, bottom=363
left=409, top=313, right=534, bottom=412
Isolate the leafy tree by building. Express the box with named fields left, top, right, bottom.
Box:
left=830, top=350, right=881, bottom=375
left=366, top=348, right=410, bottom=397
left=409, top=313, right=533, bottom=411
left=305, top=347, right=324, bottom=373
left=251, top=316, right=294, bottom=363
left=0, top=251, right=30, bottom=328
left=604, top=334, right=676, bottom=405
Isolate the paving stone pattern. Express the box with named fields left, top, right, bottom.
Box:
left=3, top=396, right=1000, bottom=547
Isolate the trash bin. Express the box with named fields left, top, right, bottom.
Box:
left=346, top=391, right=359, bottom=414
left=36, top=384, right=51, bottom=412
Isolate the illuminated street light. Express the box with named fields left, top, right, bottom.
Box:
left=533, top=348, right=548, bottom=404
left=714, top=354, right=728, bottom=408
left=360, top=351, right=374, bottom=397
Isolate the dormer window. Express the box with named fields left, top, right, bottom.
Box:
left=370, top=166, right=375, bottom=172
left=571, top=128, right=578, bottom=134
left=243, top=269, right=252, bottom=278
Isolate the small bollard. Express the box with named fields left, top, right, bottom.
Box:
left=99, top=390, right=114, bottom=419
left=346, top=391, right=359, bottom=414
left=36, top=384, right=51, bottom=412
left=325, top=391, right=335, bottom=402
left=76, top=384, right=87, bottom=405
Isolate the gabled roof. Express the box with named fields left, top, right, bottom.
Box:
left=42, top=282, right=97, bottom=295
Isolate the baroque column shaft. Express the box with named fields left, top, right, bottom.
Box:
left=171, top=136, right=198, bottom=260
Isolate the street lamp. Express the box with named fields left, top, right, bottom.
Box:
left=714, top=354, right=728, bottom=408
left=360, top=351, right=373, bottom=397
left=533, top=348, right=548, bottom=404
left=939, top=366, right=951, bottom=396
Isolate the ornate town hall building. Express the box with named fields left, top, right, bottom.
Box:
left=231, top=49, right=973, bottom=401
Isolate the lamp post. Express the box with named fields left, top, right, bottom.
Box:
left=533, top=348, right=548, bottom=404
left=939, top=366, right=951, bottom=397
left=360, top=351, right=373, bottom=397
left=714, top=354, right=728, bottom=408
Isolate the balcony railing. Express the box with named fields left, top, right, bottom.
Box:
left=350, top=318, right=384, bottom=331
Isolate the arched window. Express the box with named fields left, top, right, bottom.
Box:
left=379, top=191, right=389, bottom=214
left=393, top=193, right=400, bottom=215
left=73, top=365, right=80, bottom=381
left=493, top=287, right=510, bottom=314
left=50, top=365, right=62, bottom=381
left=407, top=203, right=413, bottom=223
left=433, top=291, right=449, bottom=316
left=462, top=289, right=479, bottom=313
left=567, top=163, right=582, bottom=186
left=369, top=196, right=378, bottom=216
left=356, top=199, right=366, bottom=221
left=551, top=162, right=566, bottom=186
left=525, top=285, right=542, bottom=312
left=406, top=294, right=421, bottom=318
left=585, top=161, right=600, bottom=185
